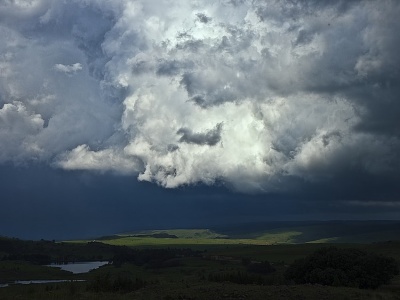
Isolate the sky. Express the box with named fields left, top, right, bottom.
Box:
left=1, top=0, right=400, bottom=240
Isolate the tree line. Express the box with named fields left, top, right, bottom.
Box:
left=285, top=246, right=399, bottom=289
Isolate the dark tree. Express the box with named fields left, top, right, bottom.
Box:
left=285, top=247, right=399, bottom=289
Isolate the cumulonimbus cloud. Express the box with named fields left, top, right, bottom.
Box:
left=1, top=0, right=399, bottom=193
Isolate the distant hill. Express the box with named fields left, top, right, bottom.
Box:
left=92, top=220, right=400, bottom=245
left=118, top=229, right=228, bottom=239
left=212, top=220, right=400, bottom=244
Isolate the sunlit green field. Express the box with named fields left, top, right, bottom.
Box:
left=67, top=228, right=308, bottom=248
left=79, top=236, right=271, bottom=247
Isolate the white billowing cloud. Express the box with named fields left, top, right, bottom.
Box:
left=1, top=0, right=399, bottom=193
left=54, top=63, right=82, bottom=75
left=56, top=144, right=140, bottom=175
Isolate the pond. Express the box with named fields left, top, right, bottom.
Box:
left=47, top=261, right=109, bottom=274
left=1, top=280, right=85, bottom=288
left=0, top=261, right=109, bottom=288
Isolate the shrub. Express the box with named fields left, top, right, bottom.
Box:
left=87, top=273, right=147, bottom=293
left=285, top=247, right=399, bottom=289
left=208, top=271, right=264, bottom=285
left=246, top=261, right=276, bottom=275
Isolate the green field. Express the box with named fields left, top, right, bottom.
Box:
left=81, top=236, right=271, bottom=248
left=120, top=229, right=229, bottom=239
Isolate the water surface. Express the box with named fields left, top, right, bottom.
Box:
left=1, top=280, right=85, bottom=288
left=47, top=261, right=109, bottom=274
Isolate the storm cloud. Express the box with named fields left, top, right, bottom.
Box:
left=177, top=123, right=223, bottom=146
left=1, top=0, right=399, bottom=198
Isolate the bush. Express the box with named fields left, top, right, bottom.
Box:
left=285, top=247, right=399, bottom=289
left=87, top=272, right=147, bottom=293
left=208, top=271, right=264, bottom=285
left=246, top=261, right=276, bottom=274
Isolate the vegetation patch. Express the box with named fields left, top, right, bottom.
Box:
left=208, top=270, right=265, bottom=285
left=87, top=272, right=148, bottom=293
left=120, top=229, right=228, bottom=239
left=285, top=246, right=399, bottom=289
left=256, top=231, right=303, bottom=244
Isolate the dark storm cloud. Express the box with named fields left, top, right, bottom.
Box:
left=177, top=123, right=223, bottom=146
left=3, top=163, right=398, bottom=240
left=253, top=0, right=400, bottom=143
left=175, top=39, right=205, bottom=52
left=254, top=0, right=359, bottom=22
left=180, top=73, right=197, bottom=96
left=293, top=29, right=315, bottom=47
left=0, top=164, right=302, bottom=239
left=0, top=0, right=400, bottom=199
left=322, top=131, right=342, bottom=147
left=196, top=13, right=212, bottom=24
left=180, top=72, right=238, bottom=108
left=190, top=95, right=207, bottom=108
left=156, top=60, right=194, bottom=76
